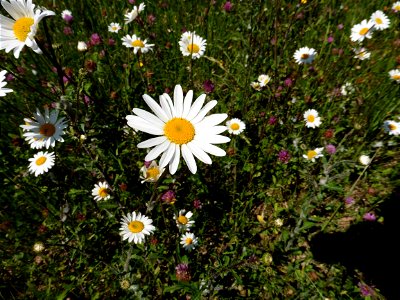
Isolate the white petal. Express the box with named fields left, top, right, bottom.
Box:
left=132, top=108, right=165, bottom=127
left=181, top=144, right=197, bottom=174
left=126, top=116, right=163, bottom=135
left=145, top=139, right=170, bottom=161
left=182, top=90, right=193, bottom=119
left=198, top=142, right=226, bottom=157
left=187, top=141, right=212, bottom=164
left=162, top=93, right=176, bottom=117
left=142, top=94, right=169, bottom=123
left=159, top=95, right=172, bottom=119
left=169, top=144, right=180, bottom=174
left=159, top=142, right=176, bottom=168
left=196, top=114, right=228, bottom=129
left=186, top=94, right=206, bottom=121
left=137, top=136, right=167, bottom=148
left=190, top=100, right=217, bottom=124
left=174, top=84, right=184, bottom=118
left=197, top=134, right=230, bottom=144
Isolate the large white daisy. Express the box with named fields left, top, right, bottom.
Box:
left=0, top=70, right=13, bottom=96
left=0, top=0, right=55, bottom=58
left=293, top=47, right=317, bottom=64
left=126, top=85, right=230, bottom=174
left=20, top=108, right=68, bottom=149
left=350, top=19, right=374, bottom=42
left=303, top=147, right=324, bottom=162
left=119, top=211, right=155, bottom=244
left=28, top=151, right=55, bottom=176
left=92, top=181, right=111, bottom=201
left=124, top=3, right=145, bottom=24
left=178, top=31, right=207, bottom=59
left=180, top=232, right=198, bottom=251
left=121, top=34, right=154, bottom=54
left=384, top=120, right=400, bottom=136
left=370, top=10, right=390, bottom=30
left=389, top=69, right=400, bottom=83
left=303, top=109, right=321, bottom=128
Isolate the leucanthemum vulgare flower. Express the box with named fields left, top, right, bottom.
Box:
left=28, top=151, right=55, bottom=176
left=384, top=120, right=400, bottom=136
left=126, top=84, right=230, bottom=174
left=389, top=69, right=400, bottom=83
left=303, top=109, right=321, bottom=128
left=108, top=22, right=121, bottom=33
left=226, top=118, right=246, bottom=135
left=20, top=108, right=67, bottom=149
left=124, top=3, right=145, bottom=24
left=92, top=181, right=111, bottom=201
left=350, top=20, right=374, bottom=42
left=250, top=81, right=262, bottom=91
left=140, top=160, right=164, bottom=183
left=370, top=10, right=390, bottom=30
left=257, top=74, right=271, bottom=87
left=293, top=47, right=317, bottom=64
left=119, top=211, right=155, bottom=244
left=393, top=1, right=400, bottom=12
left=174, top=210, right=194, bottom=231
left=0, top=0, right=55, bottom=58
left=353, top=47, right=370, bottom=60
left=121, top=34, right=154, bottom=54
left=0, top=70, right=13, bottom=96
left=303, top=147, right=324, bottom=162
left=179, top=31, right=206, bottom=59
left=359, top=155, right=371, bottom=166
left=180, top=232, right=198, bottom=251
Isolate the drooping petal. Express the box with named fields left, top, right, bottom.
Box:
left=187, top=141, right=212, bottom=164
left=137, top=136, right=167, bottom=148
left=159, top=142, right=176, bottom=168
left=181, top=144, right=197, bottom=174
left=169, top=144, right=180, bottom=174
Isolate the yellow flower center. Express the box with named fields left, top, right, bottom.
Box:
left=307, top=150, right=317, bottom=160
left=178, top=215, right=188, bottom=225
left=39, top=123, right=56, bottom=137
left=359, top=28, right=369, bottom=35
left=230, top=123, right=240, bottom=131
left=375, top=18, right=383, bottom=24
left=131, top=40, right=144, bottom=48
left=187, top=43, right=200, bottom=54
left=307, top=115, right=315, bottom=122
left=146, top=167, right=160, bottom=180
left=301, top=53, right=309, bottom=59
left=389, top=124, right=397, bottom=131
left=164, top=118, right=195, bottom=145
left=35, top=156, right=47, bottom=166
left=392, top=74, right=400, bottom=80
left=185, top=238, right=193, bottom=245
left=395, top=5, right=400, bottom=11
left=13, top=17, right=34, bottom=42
left=128, top=220, right=144, bottom=233
left=98, top=187, right=108, bottom=198
left=112, top=26, right=118, bottom=31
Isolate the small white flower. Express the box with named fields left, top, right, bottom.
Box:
left=250, top=81, right=262, bottom=91
left=108, top=22, right=121, bottom=33
left=121, top=34, right=154, bottom=54
left=180, top=232, right=198, bottom=251
left=274, top=218, right=283, bottom=227
left=350, top=19, right=374, bottom=42
left=389, top=69, right=400, bottom=83
left=340, top=82, right=355, bottom=96
left=359, top=155, right=371, bottom=166
left=353, top=47, right=370, bottom=60
left=77, top=41, right=87, bottom=51
left=303, top=148, right=324, bottom=162
left=61, top=10, right=72, bottom=21
left=258, top=74, right=271, bottom=87
left=178, top=31, right=207, bottom=59
left=383, top=120, right=400, bottom=136
left=393, top=1, right=400, bottom=12
left=226, top=118, right=246, bottom=135
left=28, top=151, right=55, bottom=176
left=293, top=47, right=317, bottom=64
left=140, top=161, right=164, bottom=183
left=124, top=3, right=145, bottom=24
left=0, top=70, right=13, bottom=96
left=33, top=242, right=45, bottom=253
left=303, top=109, right=321, bottom=128
left=92, top=181, right=111, bottom=201
left=370, top=10, right=390, bottom=30
left=174, top=210, right=194, bottom=231
left=119, top=211, right=155, bottom=244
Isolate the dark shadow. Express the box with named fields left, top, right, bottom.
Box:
left=310, top=188, right=400, bottom=299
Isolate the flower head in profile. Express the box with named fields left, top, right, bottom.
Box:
left=303, top=109, right=321, bottom=128
left=124, top=3, right=145, bottom=24
left=126, top=84, right=230, bottom=174
left=121, top=34, right=154, bottom=54
left=0, top=70, right=13, bottom=96
left=0, top=0, right=55, bottom=58
left=383, top=120, right=400, bottom=136
left=303, top=147, right=324, bottom=162
left=389, top=69, right=400, bottom=83
left=28, top=151, right=55, bottom=176
left=179, top=31, right=207, bottom=59
left=20, top=108, right=68, bottom=149
left=108, top=22, right=121, bottom=33
left=257, top=74, right=271, bottom=87
left=119, top=211, right=155, bottom=244
left=174, top=209, right=194, bottom=231
left=350, top=20, right=374, bottom=42
left=293, top=47, right=317, bottom=64
left=226, top=118, right=245, bottom=135
left=180, top=232, right=198, bottom=251
left=250, top=81, right=262, bottom=91
left=140, top=160, right=164, bottom=183
left=92, top=181, right=111, bottom=201
left=370, top=10, right=390, bottom=30
left=393, top=2, right=400, bottom=12
left=353, top=47, right=370, bottom=60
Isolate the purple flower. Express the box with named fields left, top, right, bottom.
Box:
left=175, top=263, right=191, bottom=282
left=327, top=36, right=334, bottom=43
left=268, top=116, right=277, bottom=125
left=147, top=14, right=156, bottom=25
left=223, top=1, right=233, bottom=12
left=161, top=190, right=176, bottom=204
left=325, top=144, right=336, bottom=155
left=278, top=150, right=291, bottom=164
left=90, top=33, right=101, bottom=46
left=63, top=26, right=73, bottom=36
left=193, top=199, right=202, bottom=209
left=345, top=197, right=355, bottom=205
left=337, top=24, right=344, bottom=30
left=108, top=38, right=116, bottom=46
left=83, top=95, right=92, bottom=106
left=144, top=161, right=152, bottom=168
left=5, top=73, right=14, bottom=81
left=203, top=80, right=215, bottom=94
left=358, top=283, right=374, bottom=297
left=62, top=76, right=69, bottom=84
left=363, top=212, right=376, bottom=222
left=284, top=78, right=293, bottom=87
left=129, top=0, right=135, bottom=3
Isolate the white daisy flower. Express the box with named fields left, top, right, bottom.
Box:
left=258, top=74, right=271, bottom=87
left=303, top=148, right=324, bottom=162
left=180, top=232, right=198, bottom=251
left=124, top=3, right=145, bottom=24
left=293, top=47, right=317, bottom=64
left=126, top=84, right=230, bottom=174
left=108, top=22, right=121, bottom=33
left=119, top=211, right=155, bottom=244
left=140, top=160, right=165, bottom=183
left=370, top=10, right=390, bottom=30
left=92, top=181, right=111, bottom=201
left=121, top=34, right=154, bottom=54
left=28, top=151, right=55, bottom=176
left=0, top=70, right=13, bottom=96
left=350, top=19, right=374, bottom=42
left=303, top=109, right=322, bottom=128
left=178, top=31, right=207, bottom=59
left=20, top=108, right=68, bottom=149
left=393, top=1, right=400, bottom=12
left=353, top=47, right=370, bottom=60
left=61, top=9, right=72, bottom=21
left=250, top=81, right=262, bottom=91
left=226, top=118, right=246, bottom=135
left=384, top=120, right=400, bottom=136
left=389, top=69, right=400, bottom=83
left=359, top=155, right=371, bottom=166
left=174, top=210, right=194, bottom=231
left=0, top=0, right=55, bottom=58
left=77, top=41, right=87, bottom=52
